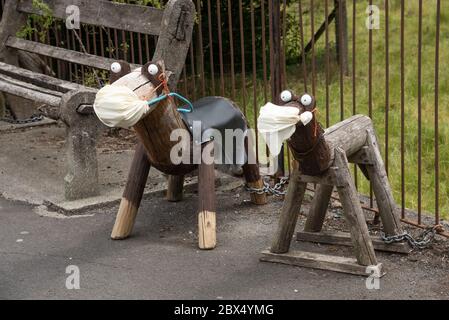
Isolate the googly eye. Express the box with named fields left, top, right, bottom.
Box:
left=148, top=64, right=159, bottom=76
left=110, top=62, right=121, bottom=74
left=280, top=90, right=292, bottom=103
left=300, top=94, right=313, bottom=107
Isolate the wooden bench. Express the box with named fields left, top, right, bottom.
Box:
left=0, top=0, right=195, bottom=200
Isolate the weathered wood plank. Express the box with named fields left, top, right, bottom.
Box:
left=0, top=61, right=83, bottom=92
left=18, top=0, right=163, bottom=35
left=296, top=231, right=412, bottom=254
left=6, top=37, right=140, bottom=71
left=153, top=0, right=196, bottom=88
left=0, top=72, right=63, bottom=98
left=261, top=250, right=385, bottom=277
left=331, top=148, right=377, bottom=266
left=270, top=170, right=307, bottom=254
left=0, top=74, right=61, bottom=107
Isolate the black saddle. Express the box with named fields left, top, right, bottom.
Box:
left=180, top=96, right=248, bottom=164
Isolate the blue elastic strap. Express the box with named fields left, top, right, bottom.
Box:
left=147, top=92, right=194, bottom=113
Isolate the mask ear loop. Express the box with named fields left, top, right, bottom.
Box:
left=147, top=92, right=194, bottom=113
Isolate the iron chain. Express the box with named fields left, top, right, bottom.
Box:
left=1, top=106, right=44, bottom=125
left=245, top=176, right=289, bottom=197
left=1, top=114, right=44, bottom=125
left=381, top=225, right=440, bottom=249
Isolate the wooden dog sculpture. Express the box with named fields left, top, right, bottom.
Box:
left=97, top=60, right=267, bottom=250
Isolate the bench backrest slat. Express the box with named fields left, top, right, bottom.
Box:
left=6, top=36, right=140, bottom=71
left=17, top=0, right=164, bottom=36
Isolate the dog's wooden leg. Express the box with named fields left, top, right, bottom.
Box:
left=271, top=169, right=307, bottom=254
left=167, top=175, right=184, bottom=202
left=304, top=184, right=334, bottom=232
left=111, top=143, right=151, bottom=240
left=243, top=136, right=267, bottom=205
left=198, top=141, right=216, bottom=249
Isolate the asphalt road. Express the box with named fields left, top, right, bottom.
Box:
left=0, top=192, right=448, bottom=300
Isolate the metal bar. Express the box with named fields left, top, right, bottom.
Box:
left=250, top=0, right=259, bottom=160
left=129, top=31, right=135, bottom=64
left=99, top=26, right=105, bottom=57
left=92, top=26, right=98, bottom=56
left=121, top=30, right=127, bottom=61
left=269, top=0, right=284, bottom=175
left=196, top=0, right=206, bottom=96
left=137, top=33, right=142, bottom=65
left=189, top=44, right=197, bottom=101
left=310, top=0, right=316, bottom=96
left=261, top=0, right=268, bottom=102
left=325, top=0, right=330, bottom=127
left=434, top=0, right=440, bottom=225
left=53, top=24, right=61, bottom=79
left=206, top=0, right=216, bottom=95
left=400, top=0, right=405, bottom=219
left=228, top=0, right=236, bottom=100
left=65, top=26, right=73, bottom=82
left=281, top=0, right=287, bottom=89
left=144, top=34, right=150, bottom=63
left=216, top=0, right=225, bottom=96
left=385, top=0, right=389, bottom=174
left=417, top=0, right=422, bottom=224
left=368, top=0, right=373, bottom=208
left=352, top=0, right=357, bottom=189
left=298, top=0, right=308, bottom=92
left=239, top=0, right=247, bottom=116
left=337, top=0, right=344, bottom=121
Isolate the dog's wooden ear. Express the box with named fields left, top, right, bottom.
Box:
left=109, top=61, right=131, bottom=84
left=142, top=61, right=165, bottom=95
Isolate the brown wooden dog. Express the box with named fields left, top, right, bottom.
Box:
left=104, top=60, right=267, bottom=249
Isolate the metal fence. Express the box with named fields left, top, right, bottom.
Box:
left=1, top=0, right=447, bottom=236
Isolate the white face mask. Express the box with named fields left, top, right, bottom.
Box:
left=257, top=102, right=312, bottom=156
left=93, top=85, right=151, bottom=129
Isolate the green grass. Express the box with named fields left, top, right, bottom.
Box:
left=180, top=0, right=449, bottom=219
